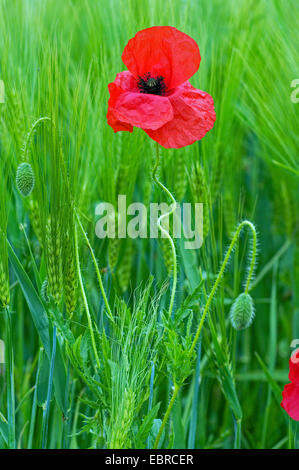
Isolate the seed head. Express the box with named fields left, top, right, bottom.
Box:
left=40, top=279, right=50, bottom=304
left=16, top=162, right=35, bottom=197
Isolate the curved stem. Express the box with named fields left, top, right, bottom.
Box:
left=22, top=117, right=52, bottom=162
left=26, top=117, right=113, bottom=324
left=153, top=383, right=179, bottom=449
left=244, top=221, right=257, bottom=294
left=75, top=211, right=114, bottom=323
left=74, top=225, right=101, bottom=370
left=190, top=220, right=257, bottom=356
left=23, top=116, right=70, bottom=198
left=154, top=220, right=257, bottom=447
left=152, top=143, right=177, bottom=317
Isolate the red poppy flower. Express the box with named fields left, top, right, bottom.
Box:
left=281, top=350, right=299, bottom=421
left=107, top=26, right=216, bottom=148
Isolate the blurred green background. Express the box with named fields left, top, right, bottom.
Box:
left=0, top=0, right=298, bottom=449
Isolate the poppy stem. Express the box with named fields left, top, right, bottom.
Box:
left=189, top=220, right=257, bottom=356
left=153, top=382, right=180, bottom=449
left=154, top=220, right=256, bottom=448
left=152, top=142, right=178, bottom=318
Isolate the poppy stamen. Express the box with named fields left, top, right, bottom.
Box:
left=137, top=73, right=166, bottom=95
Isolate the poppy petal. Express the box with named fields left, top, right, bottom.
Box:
left=144, top=81, right=216, bottom=148
left=289, top=350, right=299, bottom=385
left=122, top=26, right=201, bottom=90
left=107, top=82, right=133, bottom=133
left=113, top=92, right=174, bottom=130
left=281, top=383, right=299, bottom=421
left=112, top=70, right=138, bottom=92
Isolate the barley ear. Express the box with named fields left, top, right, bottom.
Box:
left=109, top=388, right=136, bottom=449
left=63, top=236, right=78, bottom=316
left=28, top=199, right=43, bottom=246
left=40, top=279, right=50, bottom=304
left=0, top=261, right=10, bottom=308
left=174, top=151, right=187, bottom=201
left=117, top=239, right=133, bottom=293
left=190, top=162, right=210, bottom=239
left=46, top=219, right=63, bottom=305
left=108, top=237, right=120, bottom=271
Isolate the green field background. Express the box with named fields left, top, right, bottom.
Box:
left=0, top=0, right=298, bottom=449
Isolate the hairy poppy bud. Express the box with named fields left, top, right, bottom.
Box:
left=230, top=293, right=255, bottom=330
left=16, top=162, right=35, bottom=197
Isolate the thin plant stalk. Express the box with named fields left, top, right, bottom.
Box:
left=42, top=325, right=57, bottom=449
left=74, top=225, right=101, bottom=370
left=152, top=143, right=177, bottom=317
left=5, top=307, right=15, bottom=449
left=153, top=383, right=180, bottom=449
left=188, top=341, right=201, bottom=449
left=147, top=361, right=155, bottom=449
left=190, top=220, right=257, bottom=355
left=28, top=348, right=43, bottom=449
left=75, top=211, right=114, bottom=323
left=234, top=418, right=242, bottom=449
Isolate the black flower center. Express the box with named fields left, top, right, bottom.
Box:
left=137, top=73, right=166, bottom=95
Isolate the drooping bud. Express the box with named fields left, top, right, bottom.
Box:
left=16, top=162, right=35, bottom=197
left=230, top=293, right=255, bottom=330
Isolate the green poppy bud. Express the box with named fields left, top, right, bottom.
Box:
left=16, top=162, right=35, bottom=197
left=230, top=292, right=255, bottom=330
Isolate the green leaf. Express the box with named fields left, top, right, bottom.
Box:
left=135, top=402, right=161, bottom=448
left=148, top=419, right=164, bottom=449
left=178, top=237, right=199, bottom=290
left=255, top=352, right=283, bottom=404
left=7, top=241, right=67, bottom=413
left=0, top=413, right=8, bottom=445
left=8, top=241, right=50, bottom=352
left=173, top=395, right=185, bottom=448
left=37, top=349, right=50, bottom=407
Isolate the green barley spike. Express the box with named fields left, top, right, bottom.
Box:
left=46, top=219, right=63, bottom=305
left=223, top=190, right=236, bottom=236
left=190, top=162, right=210, bottom=239
left=230, top=293, right=255, bottom=331
left=211, top=147, right=223, bottom=204
left=108, top=237, right=120, bottom=271
left=116, top=161, right=130, bottom=196
left=29, top=199, right=43, bottom=245
left=16, top=162, right=35, bottom=197
left=63, top=237, right=78, bottom=316
left=0, top=262, right=10, bottom=308
left=11, top=90, right=25, bottom=153
left=40, top=279, right=50, bottom=304
left=109, top=388, right=135, bottom=449
left=117, top=240, right=133, bottom=293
